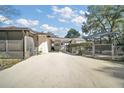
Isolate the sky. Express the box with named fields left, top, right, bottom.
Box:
left=0, top=5, right=88, bottom=37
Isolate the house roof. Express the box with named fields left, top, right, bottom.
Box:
left=0, top=26, right=47, bottom=35
left=0, top=26, right=32, bottom=31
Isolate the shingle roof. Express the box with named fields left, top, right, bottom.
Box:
left=0, top=26, right=32, bottom=31
left=0, top=26, right=47, bottom=35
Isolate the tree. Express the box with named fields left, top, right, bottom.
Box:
left=86, top=6, right=124, bottom=32
left=0, top=5, right=20, bottom=23
left=82, top=5, right=124, bottom=44
left=65, top=28, right=80, bottom=38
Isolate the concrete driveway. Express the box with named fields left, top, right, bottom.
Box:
left=0, top=52, right=124, bottom=88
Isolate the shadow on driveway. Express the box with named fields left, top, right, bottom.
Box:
left=94, top=65, right=124, bottom=87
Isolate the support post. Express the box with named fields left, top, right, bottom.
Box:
left=22, top=30, right=25, bottom=59
left=112, top=44, right=115, bottom=60
left=37, top=35, right=39, bottom=55
left=5, top=32, right=8, bottom=53
left=92, top=42, right=95, bottom=57
left=112, top=36, right=116, bottom=60
left=5, top=40, right=8, bottom=53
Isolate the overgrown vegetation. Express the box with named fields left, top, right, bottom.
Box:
left=0, top=52, right=11, bottom=59
left=0, top=52, right=20, bottom=70
left=0, top=59, right=20, bottom=71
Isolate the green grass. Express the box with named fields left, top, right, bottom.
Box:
left=0, top=59, right=20, bottom=71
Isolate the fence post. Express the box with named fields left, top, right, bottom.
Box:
left=92, top=42, right=95, bottom=57
left=5, top=40, right=8, bottom=53
left=112, top=44, right=115, bottom=60
left=6, top=32, right=8, bottom=53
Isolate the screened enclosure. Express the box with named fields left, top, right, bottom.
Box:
left=0, top=31, right=24, bottom=59
left=0, top=27, right=52, bottom=59
left=82, top=32, right=124, bottom=60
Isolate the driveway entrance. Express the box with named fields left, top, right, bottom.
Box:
left=0, top=52, right=124, bottom=87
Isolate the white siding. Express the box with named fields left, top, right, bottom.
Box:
left=38, top=41, right=48, bottom=53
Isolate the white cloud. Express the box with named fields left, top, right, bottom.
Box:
left=52, top=6, right=76, bottom=19
left=52, top=6, right=59, bottom=13
left=41, top=24, right=69, bottom=37
left=0, top=15, right=13, bottom=25
left=41, top=24, right=58, bottom=32
left=58, top=18, right=67, bottom=23
left=31, top=27, right=37, bottom=31
left=51, top=6, right=88, bottom=26
left=0, top=15, right=9, bottom=22
left=36, top=9, right=42, bottom=13
left=79, top=10, right=90, bottom=15
left=47, top=15, right=55, bottom=18
left=16, top=18, right=39, bottom=27
left=71, top=16, right=87, bottom=25
left=3, top=20, right=13, bottom=25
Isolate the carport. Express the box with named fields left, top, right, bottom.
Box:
left=0, top=26, right=36, bottom=59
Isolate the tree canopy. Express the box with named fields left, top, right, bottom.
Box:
left=65, top=28, right=80, bottom=38
left=82, top=5, right=124, bottom=44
